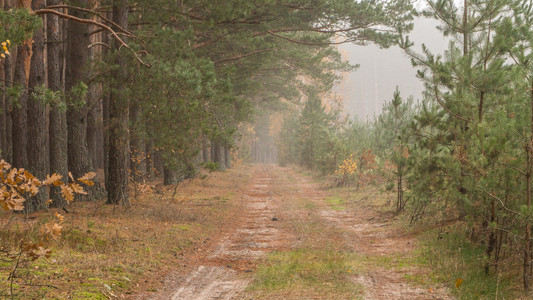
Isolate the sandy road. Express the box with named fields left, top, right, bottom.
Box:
left=150, top=166, right=288, bottom=300
left=145, top=165, right=452, bottom=300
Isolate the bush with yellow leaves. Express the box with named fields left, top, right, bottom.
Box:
left=332, top=154, right=358, bottom=186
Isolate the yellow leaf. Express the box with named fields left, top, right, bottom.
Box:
left=70, top=183, right=87, bottom=195
left=79, top=179, right=94, bottom=186
left=61, top=185, right=74, bottom=202
left=79, top=172, right=96, bottom=186
left=455, top=278, right=463, bottom=288
left=78, top=172, right=96, bottom=181
left=44, top=173, right=63, bottom=185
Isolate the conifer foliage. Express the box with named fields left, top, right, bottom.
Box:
left=278, top=0, right=533, bottom=292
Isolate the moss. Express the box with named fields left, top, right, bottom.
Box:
left=72, top=290, right=107, bottom=299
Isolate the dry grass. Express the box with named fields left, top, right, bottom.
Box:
left=0, top=164, right=253, bottom=299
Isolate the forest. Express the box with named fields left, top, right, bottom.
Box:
left=2, top=0, right=533, bottom=299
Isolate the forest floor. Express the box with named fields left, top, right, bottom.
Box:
left=1, top=164, right=454, bottom=299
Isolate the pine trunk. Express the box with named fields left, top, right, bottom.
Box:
left=12, top=42, right=29, bottom=169
left=3, top=0, right=14, bottom=163
left=524, top=78, right=533, bottom=291
left=145, top=139, right=154, bottom=179
left=106, top=0, right=130, bottom=205
left=25, top=0, right=48, bottom=213
left=48, top=0, right=68, bottom=208
left=214, top=141, right=225, bottom=170
left=224, top=147, right=232, bottom=169
left=0, top=0, right=5, bottom=160
left=66, top=0, right=105, bottom=200
left=87, top=86, right=98, bottom=170
left=163, top=166, right=178, bottom=185
left=130, top=102, right=144, bottom=182
left=202, top=138, right=209, bottom=162
left=3, top=25, right=13, bottom=162
left=210, top=139, right=215, bottom=162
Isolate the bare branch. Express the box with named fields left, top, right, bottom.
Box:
left=33, top=9, right=149, bottom=67
left=45, top=5, right=135, bottom=39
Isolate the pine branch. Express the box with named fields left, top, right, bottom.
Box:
left=214, top=49, right=274, bottom=64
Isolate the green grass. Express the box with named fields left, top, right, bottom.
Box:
left=249, top=248, right=364, bottom=299
left=419, top=229, right=519, bottom=299
left=325, top=196, right=346, bottom=210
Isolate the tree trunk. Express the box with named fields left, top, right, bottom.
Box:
left=87, top=85, right=98, bottom=170
left=202, top=138, right=209, bottom=162
left=66, top=0, right=105, bottom=200
left=210, top=139, right=215, bottom=162
left=214, top=142, right=226, bottom=170
left=12, top=0, right=32, bottom=169
left=145, top=139, right=154, bottom=179
left=0, top=0, right=5, bottom=160
left=103, top=92, right=110, bottom=189
left=524, top=78, right=533, bottom=291
left=3, top=0, right=14, bottom=163
left=106, top=0, right=129, bottom=205
left=130, top=101, right=144, bottom=182
left=12, top=42, right=29, bottom=169
left=48, top=0, right=68, bottom=208
left=224, top=147, right=232, bottom=169
left=163, top=166, right=178, bottom=185
left=3, top=44, right=12, bottom=163
left=25, top=0, right=48, bottom=213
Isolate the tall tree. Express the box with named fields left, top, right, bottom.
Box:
left=106, top=0, right=130, bottom=205
left=66, top=0, right=104, bottom=200
left=25, top=0, right=48, bottom=213
left=47, top=0, right=68, bottom=208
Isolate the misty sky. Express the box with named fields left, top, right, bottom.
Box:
left=335, top=17, right=448, bottom=121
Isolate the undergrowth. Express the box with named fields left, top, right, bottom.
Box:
left=419, top=227, right=520, bottom=299
left=0, top=166, right=252, bottom=299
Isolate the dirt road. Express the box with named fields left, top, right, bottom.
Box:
left=146, top=165, right=452, bottom=300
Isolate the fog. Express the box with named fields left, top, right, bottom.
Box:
left=336, top=17, right=448, bottom=120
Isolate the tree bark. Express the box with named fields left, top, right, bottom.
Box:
left=130, top=101, right=144, bottom=182
left=163, top=166, right=178, bottom=185
left=87, top=14, right=102, bottom=171
left=25, top=0, right=48, bottom=213
left=214, top=141, right=225, bottom=170
left=66, top=0, right=105, bottom=200
left=87, top=85, right=98, bottom=169
left=210, top=139, right=215, bottom=162
left=3, top=0, right=14, bottom=163
left=145, top=138, right=154, bottom=179
left=0, top=0, right=5, bottom=160
left=106, top=0, right=129, bottom=205
left=3, top=17, right=13, bottom=163
left=48, top=0, right=68, bottom=208
left=12, top=42, right=29, bottom=169
left=224, top=147, right=232, bottom=169
left=202, top=138, right=209, bottom=162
